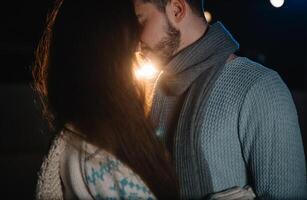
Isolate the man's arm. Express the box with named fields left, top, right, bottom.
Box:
left=239, top=70, right=307, bottom=199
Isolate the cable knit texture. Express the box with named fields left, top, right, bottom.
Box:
left=168, top=57, right=306, bottom=198
left=150, top=22, right=307, bottom=199
left=196, top=57, right=307, bottom=198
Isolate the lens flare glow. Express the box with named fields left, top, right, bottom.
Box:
left=270, top=0, right=284, bottom=8
left=134, top=52, right=159, bottom=80
left=135, top=62, right=158, bottom=80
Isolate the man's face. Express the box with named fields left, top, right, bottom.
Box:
left=134, top=0, right=180, bottom=66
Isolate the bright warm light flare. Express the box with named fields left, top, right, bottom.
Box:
left=135, top=62, right=159, bottom=80
left=204, top=11, right=212, bottom=23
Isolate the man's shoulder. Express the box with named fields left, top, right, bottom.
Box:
left=223, top=57, right=275, bottom=81
left=199, top=56, right=284, bottom=107
left=213, top=57, right=280, bottom=92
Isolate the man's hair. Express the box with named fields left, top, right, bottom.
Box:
left=142, top=0, right=205, bottom=17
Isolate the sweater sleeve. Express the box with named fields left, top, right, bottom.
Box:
left=238, top=71, right=307, bottom=199
left=61, top=140, right=156, bottom=200
left=81, top=148, right=156, bottom=200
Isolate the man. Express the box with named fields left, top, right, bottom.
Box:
left=134, top=0, right=307, bottom=199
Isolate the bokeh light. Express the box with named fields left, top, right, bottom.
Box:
left=270, top=0, right=285, bottom=8
left=204, top=11, right=212, bottom=23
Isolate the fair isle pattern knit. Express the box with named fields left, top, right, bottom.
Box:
left=80, top=138, right=156, bottom=200
left=150, top=22, right=307, bottom=199
left=36, top=130, right=156, bottom=200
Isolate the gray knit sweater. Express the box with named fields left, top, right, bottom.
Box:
left=151, top=22, right=307, bottom=199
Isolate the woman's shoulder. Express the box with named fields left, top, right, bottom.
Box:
left=59, top=130, right=94, bottom=199
left=61, top=128, right=155, bottom=200
left=36, top=133, right=66, bottom=199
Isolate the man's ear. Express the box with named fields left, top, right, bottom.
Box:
left=167, top=0, right=186, bottom=23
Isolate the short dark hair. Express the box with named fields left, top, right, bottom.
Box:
left=142, top=0, right=205, bottom=17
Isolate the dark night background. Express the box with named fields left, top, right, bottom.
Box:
left=0, top=0, right=306, bottom=198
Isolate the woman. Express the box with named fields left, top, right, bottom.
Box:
left=33, top=0, right=179, bottom=199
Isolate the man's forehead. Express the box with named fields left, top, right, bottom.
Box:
left=134, top=0, right=154, bottom=14
left=134, top=0, right=147, bottom=7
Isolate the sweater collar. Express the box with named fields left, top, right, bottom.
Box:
left=158, top=21, right=239, bottom=96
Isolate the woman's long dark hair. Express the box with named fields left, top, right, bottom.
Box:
left=33, top=0, right=179, bottom=198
